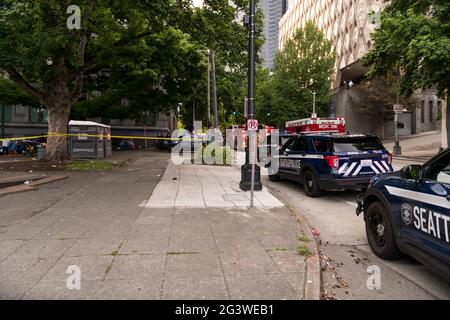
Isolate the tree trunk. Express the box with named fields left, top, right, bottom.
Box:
left=443, top=91, right=449, bottom=149
left=46, top=105, right=71, bottom=162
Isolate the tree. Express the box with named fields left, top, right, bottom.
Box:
left=0, top=77, right=40, bottom=107
left=0, top=0, right=202, bottom=161
left=177, top=0, right=263, bottom=129
left=257, top=22, right=335, bottom=128
left=348, top=74, right=418, bottom=123
left=363, top=0, right=450, bottom=146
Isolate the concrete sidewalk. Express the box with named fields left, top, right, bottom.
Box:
left=0, top=152, right=307, bottom=300
left=146, top=161, right=283, bottom=208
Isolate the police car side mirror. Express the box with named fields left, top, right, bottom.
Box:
left=400, top=165, right=422, bottom=180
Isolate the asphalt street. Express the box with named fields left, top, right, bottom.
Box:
left=262, top=157, right=450, bottom=300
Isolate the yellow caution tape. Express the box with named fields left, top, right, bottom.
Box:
left=0, top=133, right=205, bottom=142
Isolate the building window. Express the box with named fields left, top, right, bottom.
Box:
left=0, top=105, right=12, bottom=122
left=421, top=100, right=425, bottom=123
left=429, top=101, right=433, bottom=123
left=29, top=107, right=48, bottom=123
left=30, top=107, right=41, bottom=123
left=144, top=112, right=156, bottom=127
left=42, top=109, right=48, bottom=123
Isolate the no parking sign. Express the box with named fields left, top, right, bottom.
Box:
left=247, top=119, right=258, bottom=131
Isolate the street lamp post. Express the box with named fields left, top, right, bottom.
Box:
left=1, top=103, right=5, bottom=139
left=393, top=68, right=402, bottom=155
left=240, top=0, right=262, bottom=193
left=300, top=87, right=317, bottom=118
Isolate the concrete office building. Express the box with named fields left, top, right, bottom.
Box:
left=278, top=0, right=442, bottom=138
left=259, top=0, right=286, bottom=69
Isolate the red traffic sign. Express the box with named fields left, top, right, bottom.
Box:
left=247, top=119, right=258, bottom=131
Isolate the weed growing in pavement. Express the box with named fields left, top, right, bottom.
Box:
left=298, top=233, right=311, bottom=243
left=66, top=160, right=114, bottom=171
left=297, top=245, right=313, bottom=257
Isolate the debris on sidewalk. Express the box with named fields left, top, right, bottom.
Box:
left=0, top=184, right=38, bottom=196
left=311, top=227, right=321, bottom=237
left=0, top=174, right=68, bottom=196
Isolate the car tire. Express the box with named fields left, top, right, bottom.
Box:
left=302, top=170, right=322, bottom=197
left=365, top=201, right=401, bottom=260
left=268, top=173, right=281, bottom=181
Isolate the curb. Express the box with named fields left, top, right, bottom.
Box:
left=382, top=130, right=440, bottom=143
left=264, top=185, right=322, bottom=301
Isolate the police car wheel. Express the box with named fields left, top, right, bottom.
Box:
left=268, top=173, right=281, bottom=181
left=302, top=170, right=322, bottom=197
left=366, top=202, right=401, bottom=259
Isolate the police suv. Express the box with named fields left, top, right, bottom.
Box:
left=356, top=148, right=450, bottom=281
left=267, top=118, right=394, bottom=197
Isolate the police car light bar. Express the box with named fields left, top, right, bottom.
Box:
left=285, top=117, right=346, bottom=134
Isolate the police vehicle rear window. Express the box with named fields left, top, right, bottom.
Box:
left=332, top=137, right=384, bottom=153
left=313, top=138, right=332, bottom=153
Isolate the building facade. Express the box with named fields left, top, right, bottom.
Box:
left=279, top=0, right=383, bottom=89
left=0, top=104, right=177, bottom=147
left=259, top=0, right=286, bottom=69
left=278, top=0, right=442, bottom=138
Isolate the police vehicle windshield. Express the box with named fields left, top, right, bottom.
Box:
left=332, top=137, right=384, bottom=153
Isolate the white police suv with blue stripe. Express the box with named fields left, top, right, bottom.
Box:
left=356, top=148, right=450, bottom=282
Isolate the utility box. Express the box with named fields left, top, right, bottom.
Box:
left=68, top=120, right=105, bottom=159
left=103, top=124, right=112, bottom=157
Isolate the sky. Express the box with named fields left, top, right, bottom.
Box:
left=192, top=0, right=203, bottom=8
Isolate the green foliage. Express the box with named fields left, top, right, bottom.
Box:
left=297, top=245, right=313, bottom=257
left=348, top=74, right=418, bottom=121
left=177, top=0, right=262, bottom=129
left=202, top=144, right=234, bottom=165
left=65, top=160, right=114, bottom=171
left=0, top=1, right=205, bottom=114
left=363, top=0, right=450, bottom=97
left=256, top=22, right=335, bottom=128
left=0, top=77, right=40, bottom=107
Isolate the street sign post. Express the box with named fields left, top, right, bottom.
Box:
left=247, top=119, right=258, bottom=207
left=393, top=104, right=403, bottom=155
left=244, top=97, right=248, bottom=119
left=239, top=0, right=262, bottom=197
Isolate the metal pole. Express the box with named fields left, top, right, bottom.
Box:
left=210, top=51, right=219, bottom=129
left=312, top=91, right=316, bottom=118
left=249, top=0, right=257, bottom=207
left=193, top=101, right=196, bottom=131
left=143, top=112, right=148, bottom=149
left=1, top=104, right=4, bottom=139
left=393, top=68, right=402, bottom=155
left=443, top=90, right=449, bottom=149
left=207, top=51, right=211, bottom=129
left=239, top=0, right=262, bottom=198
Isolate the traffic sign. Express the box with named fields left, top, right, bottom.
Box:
left=247, top=119, right=258, bottom=131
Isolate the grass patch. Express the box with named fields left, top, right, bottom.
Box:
left=110, top=250, right=119, bottom=256
left=65, top=160, right=114, bottom=171
left=297, top=245, right=313, bottom=257
left=298, top=233, right=311, bottom=243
